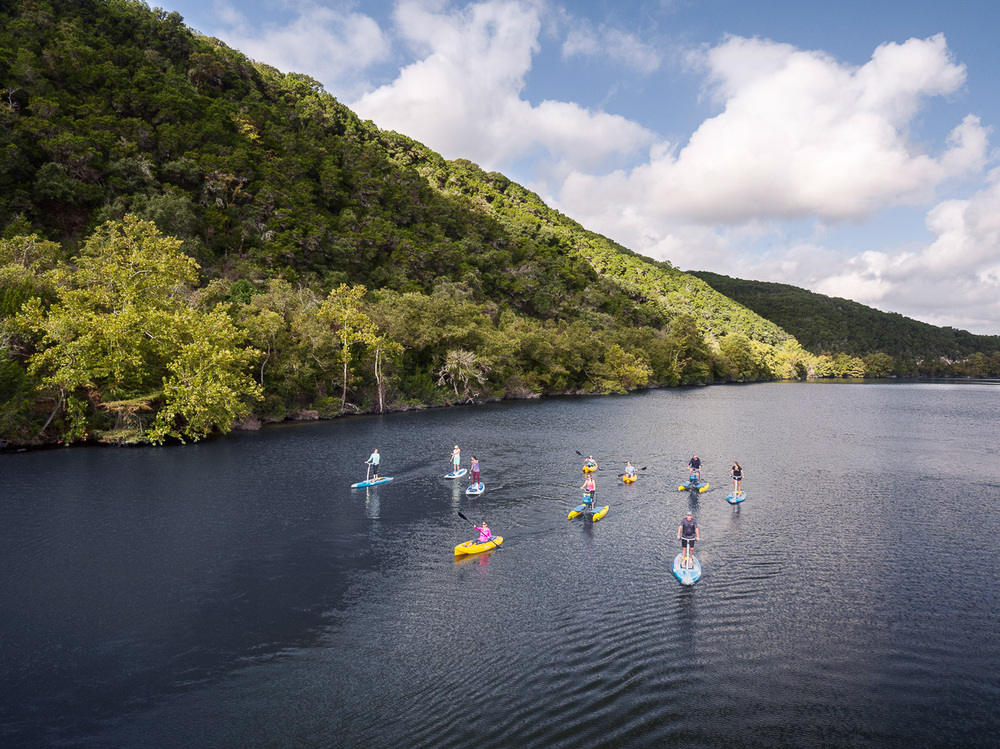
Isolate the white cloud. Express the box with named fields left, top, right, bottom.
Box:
left=351, top=0, right=657, bottom=175
left=206, top=2, right=391, bottom=97
left=558, top=34, right=986, bottom=234
left=813, top=173, right=1000, bottom=333
left=562, top=21, right=662, bottom=74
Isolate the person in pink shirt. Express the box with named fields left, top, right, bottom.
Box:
left=474, top=521, right=492, bottom=544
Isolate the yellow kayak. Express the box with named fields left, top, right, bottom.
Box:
left=622, top=474, right=637, bottom=484
left=454, top=536, right=503, bottom=556
left=582, top=463, right=597, bottom=473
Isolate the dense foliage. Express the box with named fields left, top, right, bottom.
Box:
left=692, top=272, right=1000, bottom=377
left=0, top=0, right=993, bottom=447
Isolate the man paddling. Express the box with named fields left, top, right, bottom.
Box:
left=687, top=454, right=701, bottom=481
left=677, top=511, right=700, bottom=568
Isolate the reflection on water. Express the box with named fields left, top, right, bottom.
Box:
left=2, top=383, right=1000, bottom=748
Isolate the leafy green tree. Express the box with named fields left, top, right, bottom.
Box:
left=17, top=216, right=261, bottom=443
left=317, top=284, right=380, bottom=413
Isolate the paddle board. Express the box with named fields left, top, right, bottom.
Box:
left=466, top=482, right=485, bottom=495
left=678, top=476, right=709, bottom=493
left=351, top=476, right=393, bottom=488
left=587, top=505, right=610, bottom=522
left=725, top=491, right=746, bottom=504
left=672, top=553, right=702, bottom=585
left=444, top=468, right=468, bottom=479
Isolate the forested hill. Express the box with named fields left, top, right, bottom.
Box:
left=692, top=271, right=1000, bottom=365
left=0, top=0, right=945, bottom=447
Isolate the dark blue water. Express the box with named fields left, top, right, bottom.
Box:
left=2, top=382, right=999, bottom=748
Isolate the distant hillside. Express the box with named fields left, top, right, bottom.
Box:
left=691, top=271, right=1000, bottom=360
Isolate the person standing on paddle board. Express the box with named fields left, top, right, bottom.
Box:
left=581, top=474, right=596, bottom=506
left=677, top=511, right=699, bottom=568
left=687, top=454, right=701, bottom=479
left=731, top=461, right=743, bottom=495
left=451, top=445, right=461, bottom=474
left=470, top=456, right=480, bottom=487
left=367, top=448, right=380, bottom=480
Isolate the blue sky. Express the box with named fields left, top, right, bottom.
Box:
left=152, top=0, right=1000, bottom=334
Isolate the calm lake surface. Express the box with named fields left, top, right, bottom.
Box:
left=2, top=382, right=1000, bottom=748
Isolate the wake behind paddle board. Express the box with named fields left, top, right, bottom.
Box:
left=466, top=482, right=485, bottom=495
left=726, top=491, right=746, bottom=504
left=672, top=553, right=702, bottom=585
left=351, top=476, right=393, bottom=488
left=444, top=468, right=468, bottom=479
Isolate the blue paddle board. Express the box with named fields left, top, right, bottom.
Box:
left=351, top=476, right=393, bottom=488
left=444, top=468, right=468, bottom=479
left=466, top=482, right=485, bottom=495
left=673, top=553, right=702, bottom=585
left=726, top=491, right=746, bottom=504
left=678, top=476, right=709, bottom=493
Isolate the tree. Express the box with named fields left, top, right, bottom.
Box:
left=18, top=216, right=261, bottom=443
left=317, top=284, right=380, bottom=413
left=437, top=348, right=488, bottom=401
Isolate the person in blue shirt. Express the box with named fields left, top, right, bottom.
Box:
left=366, top=449, right=380, bottom=480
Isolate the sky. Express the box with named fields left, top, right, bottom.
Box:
left=151, top=0, right=1000, bottom=335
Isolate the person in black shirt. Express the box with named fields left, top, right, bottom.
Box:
left=677, top=511, right=700, bottom=568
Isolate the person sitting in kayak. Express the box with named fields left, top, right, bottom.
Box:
left=584, top=455, right=597, bottom=470
left=677, top=511, right=700, bottom=568
left=625, top=462, right=637, bottom=479
left=687, top=454, right=701, bottom=480
left=474, top=521, right=492, bottom=544
left=470, top=456, right=481, bottom=488
left=580, top=474, right=596, bottom=506
left=367, top=448, right=380, bottom=480
left=451, top=445, right=461, bottom=474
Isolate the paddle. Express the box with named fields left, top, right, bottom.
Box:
left=364, top=461, right=372, bottom=482
left=457, top=511, right=500, bottom=549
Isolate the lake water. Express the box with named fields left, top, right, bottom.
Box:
left=2, top=382, right=999, bottom=748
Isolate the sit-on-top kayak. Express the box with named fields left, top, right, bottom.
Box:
left=587, top=505, right=610, bottom=522
left=726, top=491, right=746, bottom=504
left=351, top=476, right=393, bottom=488
left=445, top=468, right=468, bottom=479
left=622, top=474, right=637, bottom=484
left=466, top=482, right=485, bottom=495
left=678, top=475, right=709, bottom=493
left=454, top=535, right=503, bottom=555
left=672, top=553, right=702, bottom=585
left=582, top=463, right=597, bottom=473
